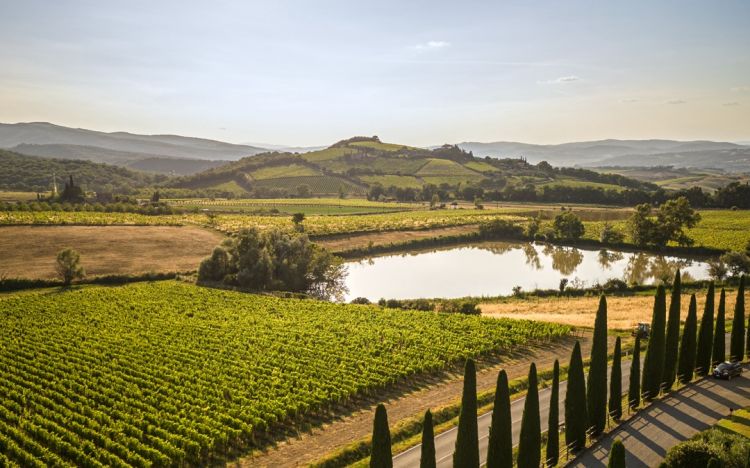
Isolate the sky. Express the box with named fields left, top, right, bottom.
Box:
left=1, top=0, right=749, bottom=147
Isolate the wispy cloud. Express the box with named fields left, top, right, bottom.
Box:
left=723, top=101, right=740, bottom=106
left=665, top=99, right=686, bottom=105
left=731, top=86, right=749, bottom=92
left=413, top=41, right=450, bottom=51
left=537, top=75, right=580, bottom=84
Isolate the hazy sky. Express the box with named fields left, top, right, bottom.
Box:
left=1, top=0, right=749, bottom=146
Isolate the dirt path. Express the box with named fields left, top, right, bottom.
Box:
left=236, top=333, right=594, bottom=467
left=314, top=224, right=479, bottom=253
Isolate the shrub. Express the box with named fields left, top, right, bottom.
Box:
left=479, top=219, right=524, bottom=239
left=599, top=223, right=625, bottom=244
left=56, top=248, right=85, bottom=285
left=663, top=428, right=750, bottom=468
left=351, top=297, right=371, bottom=305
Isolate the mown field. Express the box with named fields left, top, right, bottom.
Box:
left=166, top=197, right=418, bottom=215
left=0, top=281, right=569, bottom=466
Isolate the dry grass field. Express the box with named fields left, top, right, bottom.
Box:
left=0, top=225, right=224, bottom=279
left=480, top=289, right=750, bottom=329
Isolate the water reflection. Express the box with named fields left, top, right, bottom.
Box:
left=343, top=241, right=712, bottom=301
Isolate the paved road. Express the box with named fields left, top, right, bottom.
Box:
left=393, top=353, right=639, bottom=468
left=570, top=368, right=750, bottom=467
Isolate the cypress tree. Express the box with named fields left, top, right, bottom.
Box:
left=609, top=337, right=622, bottom=420
left=731, top=275, right=745, bottom=361
left=662, top=269, right=681, bottom=391
left=628, top=334, right=641, bottom=410
left=607, top=439, right=626, bottom=468
left=677, top=294, right=698, bottom=384
left=546, top=360, right=560, bottom=467
left=453, top=359, right=479, bottom=468
left=712, top=288, right=726, bottom=365
left=517, top=363, right=540, bottom=468
left=565, top=341, right=587, bottom=452
left=695, top=283, right=715, bottom=375
left=420, top=410, right=436, bottom=468
left=642, top=285, right=667, bottom=400
left=370, top=404, right=392, bottom=468
left=587, top=295, right=608, bottom=435
left=486, top=370, right=512, bottom=468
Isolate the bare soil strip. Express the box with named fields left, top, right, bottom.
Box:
left=235, top=334, right=592, bottom=467
left=0, top=225, right=224, bottom=279
left=314, top=224, right=479, bottom=253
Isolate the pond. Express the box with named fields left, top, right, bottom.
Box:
left=343, top=242, right=712, bottom=301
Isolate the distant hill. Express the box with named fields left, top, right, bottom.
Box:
left=0, top=122, right=266, bottom=162
left=171, top=136, right=655, bottom=198
left=11, top=143, right=227, bottom=175
left=0, top=149, right=165, bottom=193
left=456, top=139, right=749, bottom=170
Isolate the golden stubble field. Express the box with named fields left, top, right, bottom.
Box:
left=0, top=225, right=224, bottom=279
left=480, top=289, right=750, bottom=329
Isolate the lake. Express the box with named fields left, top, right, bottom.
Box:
left=343, top=242, right=712, bottom=301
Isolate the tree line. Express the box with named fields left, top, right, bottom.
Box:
left=368, top=274, right=746, bottom=467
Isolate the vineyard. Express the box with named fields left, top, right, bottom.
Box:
left=0, top=281, right=569, bottom=466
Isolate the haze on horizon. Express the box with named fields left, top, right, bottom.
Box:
left=1, top=0, right=749, bottom=147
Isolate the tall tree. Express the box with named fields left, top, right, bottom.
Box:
left=565, top=341, right=588, bottom=452
left=609, top=337, right=622, bottom=420
left=677, top=295, right=698, bottom=384
left=546, top=360, right=560, bottom=467
left=642, top=285, right=667, bottom=400
left=712, top=288, right=727, bottom=365
left=486, top=370, right=512, bottom=468
left=628, top=334, right=641, bottom=410
left=453, top=359, right=479, bottom=468
left=517, top=363, right=540, bottom=468
left=608, top=439, right=626, bottom=468
left=695, top=283, right=715, bottom=375
left=370, top=404, right=392, bottom=468
left=663, top=270, right=682, bottom=391
left=587, top=296, right=609, bottom=435
left=420, top=410, right=436, bottom=468
left=731, top=275, right=745, bottom=361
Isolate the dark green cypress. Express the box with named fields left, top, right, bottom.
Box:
left=453, top=359, right=479, bottom=468
left=695, top=283, right=715, bottom=375
left=628, top=334, right=641, bottom=410
left=662, top=270, right=681, bottom=391
left=609, top=337, right=622, bottom=420
left=517, top=363, right=540, bottom=468
left=731, top=275, right=745, bottom=361
left=677, top=294, right=698, bottom=384
left=565, top=341, right=587, bottom=452
left=642, top=285, right=667, bottom=400
left=587, top=295, right=608, bottom=435
left=607, top=439, right=626, bottom=468
left=712, top=288, right=726, bottom=365
left=370, top=404, right=392, bottom=468
left=546, top=360, right=560, bottom=467
left=486, top=370, right=512, bottom=468
left=420, top=410, right=436, bottom=468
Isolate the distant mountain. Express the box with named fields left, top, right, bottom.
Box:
left=455, top=139, right=749, bottom=170
left=591, top=147, right=750, bottom=172
left=242, top=142, right=326, bottom=153
left=0, top=122, right=266, bottom=161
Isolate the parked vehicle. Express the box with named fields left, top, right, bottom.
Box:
left=632, top=323, right=650, bottom=339
left=713, top=361, right=743, bottom=380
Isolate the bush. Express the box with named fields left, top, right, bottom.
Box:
left=478, top=219, right=524, bottom=239
left=56, top=248, right=85, bottom=285
left=553, top=211, right=585, bottom=240
left=600, top=223, right=625, bottom=244
left=350, top=297, right=371, bottom=304
left=663, top=428, right=750, bottom=468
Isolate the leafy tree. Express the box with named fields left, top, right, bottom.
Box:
left=600, top=222, right=625, bottom=244
left=721, top=251, right=750, bottom=277
left=517, top=363, right=540, bottom=468
left=370, top=404, right=392, bottom=468
left=663, top=270, right=682, bottom=391
left=628, top=197, right=701, bottom=247
left=695, top=283, right=715, bottom=375
left=546, top=360, right=560, bottom=467
left=453, top=359, right=479, bottom=468
left=420, top=410, right=436, bottom=468
left=486, top=370, right=512, bottom=468
left=730, top=275, right=745, bottom=361
left=296, top=184, right=311, bottom=198
left=642, top=285, right=667, bottom=400
left=608, top=439, right=626, bottom=468
left=59, top=175, right=85, bottom=203
left=151, top=190, right=160, bottom=203
left=291, top=212, right=305, bottom=225
left=609, top=337, right=622, bottom=420
left=587, top=296, right=608, bottom=435
left=628, top=334, right=641, bottom=410
left=712, top=288, right=726, bottom=365
left=565, top=341, right=587, bottom=452
left=553, top=211, right=585, bottom=240
left=677, top=295, right=698, bottom=384
left=56, top=248, right=85, bottom=285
